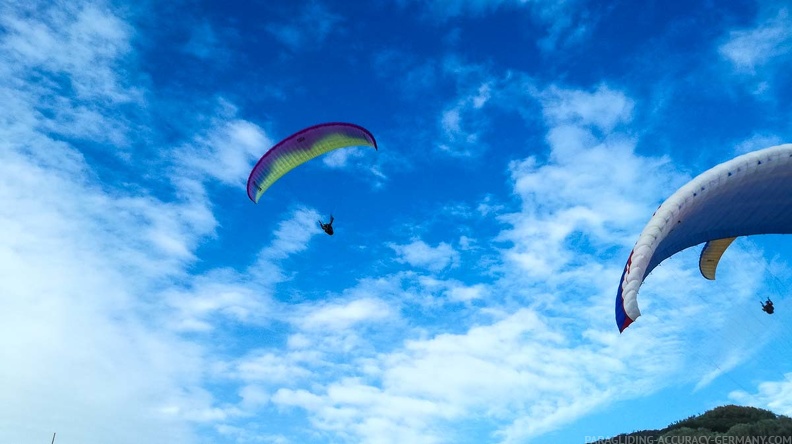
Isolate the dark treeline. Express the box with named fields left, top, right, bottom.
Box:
left=592, top=405, right=792, bottom=443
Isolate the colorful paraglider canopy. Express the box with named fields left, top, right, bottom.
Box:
left=246, top=122, right=378, bottom=203
left=698, top=237, right=737, bottom=280
left=616, top=144, right=792, bottom=332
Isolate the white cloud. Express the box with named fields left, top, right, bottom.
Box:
left=164, top=270, right=272, bottom=332
left=501, top=86, right=664, bottom=295
left=2, top=2, right=136, bottom=102
left=264, top=305, right=652, bottom=443
left=296, top=298, right=395, bottom=332
left=234, top=351, right=314, bottom=384
left=446, top=283, right=488, bottom=302
left=161, top=205, right=331, bottom=334
left=734, top=133, right=784, bottom=155
left=271, top=388, right=324, bottom=411
left=322, top=146, right=366, bottom=168
left=540, top=84, right=634, bottom=134
left=0, top=146, right=217, bottom=443
left=390, top=240, right=461, bottom=272
left=729, top=373, right=792, bottom=416
left=182, top=114, right=271, bottom=188
left=719, top=8, right=792, bottom=73
left=0, top=2, right=242, bottom=442
left=256, top=207, right=322, bottom=262
left=416, top=276, right=489, bottom=305
left=433, top=73, right=636, bottom=161
left=0, top=1, right=141, bottom=152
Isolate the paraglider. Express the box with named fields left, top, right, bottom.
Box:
left=319, top=215, right=335, bottom=236
left=616, top=144, right=792, bottom=332
left=246, top=122, right=378, bottom=204
left=761, top=298, right=775, bottom=314
left=699, top=237, right=784, bottom=315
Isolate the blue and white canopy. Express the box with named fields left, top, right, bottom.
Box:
left=616, top=144, right=792, bottom=332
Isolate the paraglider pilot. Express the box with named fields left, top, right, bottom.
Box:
left=761, top=298, right=774, bottom=314
left=319, top=215, right=334, bottom=236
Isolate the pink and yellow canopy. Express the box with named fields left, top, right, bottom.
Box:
left=246, top=122, right=378, bottom=203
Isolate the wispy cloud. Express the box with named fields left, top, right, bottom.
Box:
left=438, top=81, right=494, bottom=157
left=372, top=49, right=441, bottom=99
left=266, top=1, right=343, bottom=52
left=1, top=1, right=137, bottom=102
left=430, top=58, right=525, bottom=158
left=0, top=1, right=141, bottom=154
left=183, top=19, right=234, bottom=62
left=406, top=0, right=591, bottom=50
left=717, top=6, right=792, bottom=96
left=321, top=146, right=387, bottom=185
left=719, top=8, right=792, bottom=74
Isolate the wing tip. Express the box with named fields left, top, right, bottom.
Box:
left=618, top=316, right=634, bottom=333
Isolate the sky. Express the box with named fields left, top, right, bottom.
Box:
left=1, top=0, right=792, bottom=443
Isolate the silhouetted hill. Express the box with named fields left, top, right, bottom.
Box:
left=591, top=405, right=792, bottom=443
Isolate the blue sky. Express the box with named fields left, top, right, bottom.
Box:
left=2, top=0, right=792, bottom=443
